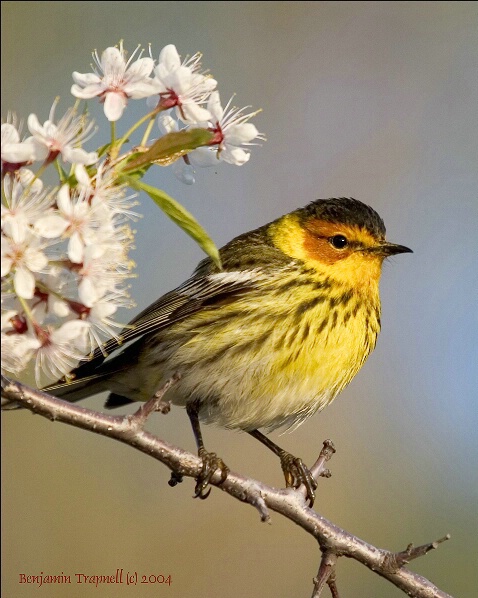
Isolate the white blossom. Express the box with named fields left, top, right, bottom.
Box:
left=151, top=44, right=216, bottom=123
left=33, top=320, right=90, bottom=384
left=34, top=184, right=95, bottom=263
left=1, top=173, right=51, bottom=243
left=1, top=233, right=48, bottom=299
left=71, top=42, right=156, bottom=121
left=75, top=164, right=139, bottom=221
left=34, top=268, right=71, bottom=319
left=1, top=329, right=40, bottom=375
left=16, top=168, right=44, bottom=193
left=78, top=242, right=133, bottom=307
left=2, top=40, right=263, bottom=384
left=80, top=294, right=129, bottom=353
left=1, top=121, right=37, bottom=167
left=26, top=99, right=98, bottom=165
left=205, top=92, right=263, bottom=165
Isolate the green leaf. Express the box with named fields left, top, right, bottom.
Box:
left=96, top=142, right=113, bottom=158
left=124, top=129, right=214, bottom=172
left=124, top=177, right=222, bottom=270
left=54, top=160, right=69, bottom=184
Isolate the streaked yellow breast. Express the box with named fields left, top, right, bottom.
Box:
left=149, top=267, right=381, bottom=431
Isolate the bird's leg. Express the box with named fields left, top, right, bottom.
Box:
left=248, top=429, right=317, bottom=506
left=186, top=400, right=229, bottom=499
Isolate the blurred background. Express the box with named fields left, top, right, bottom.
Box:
left=2, top=2, right=477, bottom=597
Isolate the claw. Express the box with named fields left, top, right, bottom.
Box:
left=196, top=487, right=211, bottom=500
left=280, top=451, right=317, bottom=506
left=194, top=448, right=229, bottom=499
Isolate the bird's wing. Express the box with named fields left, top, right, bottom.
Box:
left=55, top=269, right=266, bottom=383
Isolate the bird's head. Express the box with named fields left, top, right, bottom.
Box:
left=269, top=197, right=412, bottom=289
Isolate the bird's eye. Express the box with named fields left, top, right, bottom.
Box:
left=329, top=235, right=348, bottom=249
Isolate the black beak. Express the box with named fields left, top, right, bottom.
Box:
left=368, top=242, right=413, bottom=257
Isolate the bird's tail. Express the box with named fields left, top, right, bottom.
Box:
left=4, top=338, right=142, bottom=409
left=42, top=372, right=111, bottom=403
left=1, top=372, right=110, bottom=411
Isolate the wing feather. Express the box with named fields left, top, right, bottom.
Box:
left=49, top=269, right=265, bottom=386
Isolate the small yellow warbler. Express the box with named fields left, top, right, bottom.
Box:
left=46, top=197, right=412, bottom=503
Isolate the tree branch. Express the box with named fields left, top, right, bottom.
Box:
left=1, top=375, right=453, bottom=598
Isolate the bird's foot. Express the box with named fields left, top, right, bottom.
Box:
left=194, top=447, right=229, bottom=499
left=280, top=451, right=317, bottom=507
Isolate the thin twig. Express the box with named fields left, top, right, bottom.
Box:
left=297, top=439, right=336, bottom=503
left=383, top=536, right=451, bottom=573
left=310, top=439, right=336, bottom=479
left=128, top=372, right=180, bottom=430
left=327, top=572, right=340, bottom=598
left=311, top=551, right=338, bottom=598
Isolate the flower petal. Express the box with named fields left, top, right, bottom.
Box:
left=125, top=80, right=157, bottom=99
left=52, top=320, right=89, bottom=343
left=221, top=146, right=250, bottom=165
left=28, top=138, right=49, bottom=161
left=179, top=103, right=212, bottom=124
left=68, top=232, right=84, bottom=263
left=72, top=71, right=102, bottom=86
left=91, top=301, right=117, bottom=318
left=1, top=123, right=20, bottom=143
left=125, top=57, right=155, bottom=81
left=207, top=91, right=224, bottom=121
left=26, top=113, right=43, bottom=136
left=34, top=214, right=69, bottom=238
left=5, top=217, right=29, bottom=243
left=71, top=83, right=104, bottom=99
left=1, top=255, right=13, bottom=277
left=74, top=163, right=90, bottom=186
left=79, top=277, right=99, bottom=307
left=57, top=185, right=72, bottom=214
left=101, top=46, right=126, bottom=72
left=62, top=146, right=98, bottom=165
left=50, top=296, right=70, bottom=318
left=225, top=123, right=259, bottom=145
left=104, top=92, right=128, bottom=121
left=14, top=267, right=36, bottom=299
left=158, top=44, right=181, bottom=71
left=24, top=248, right=48, bottom=271
left=1, top=141, right=37, bottom=163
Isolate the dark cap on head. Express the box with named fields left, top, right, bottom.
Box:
left=296, top=198, right=387, bottom=240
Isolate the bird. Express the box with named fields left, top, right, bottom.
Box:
left=43, top=197, right=412, bottom=504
